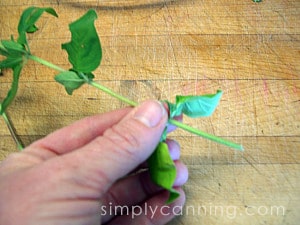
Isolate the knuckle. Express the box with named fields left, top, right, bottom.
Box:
left=103, top=123, right=141, bottom=158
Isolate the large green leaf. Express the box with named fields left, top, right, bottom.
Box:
left=168, top=90, right=223, bottom=118
left=62, top=9, right=102, bottom=73
left=17, top=6, right=58, bottom=46
left=148, top=142, right=179, bottom=204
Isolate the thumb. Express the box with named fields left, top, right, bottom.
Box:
left=61, top=100, right=168, bottom=195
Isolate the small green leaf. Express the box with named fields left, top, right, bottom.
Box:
left=54, top=71, right=86, bottom=95
left=26, top=24, right=38, bottom=33
left=0, top=40, right=26, bottom=69
left=168, top=90, right=223, bottom=118
left=148, top=142, right=179, bottom=203
left=17, top=6, right=58, bottom=46
left=0, top=40, right=26, bottom=56
left=178, top=90, right=223, bottom=117
left=0, top=64, right=23, bottom=114
left=0, top=42, right=9, bottom=57
left=0, top=58, right=23, bottom=69
left=62, top=9, right=102, bottom=73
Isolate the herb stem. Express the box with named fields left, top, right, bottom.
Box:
left=89, top=81, right=138, bottom=107
left=169, top=119, right=243, bottom=151
left=28, top=55, right=66, bottom=72
left=1, top=111, right=24, bottom=150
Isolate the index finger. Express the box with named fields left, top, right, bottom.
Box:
left=27, top=107, right=132, bottom=159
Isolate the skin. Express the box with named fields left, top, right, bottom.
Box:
left=0, top=100, right=188, bottom=225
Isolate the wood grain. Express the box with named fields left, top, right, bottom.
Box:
left=0, top=0, right=299, bottom=224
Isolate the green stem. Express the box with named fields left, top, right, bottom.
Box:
left=27, top=55, right=243, bottom=151
left=28, top=55, right=66, bottom=72
left=1, top=111, right=24, bottom=150
left=169, top=119, right=244, bottom=151
left=90, top=81, right=138, bottom=107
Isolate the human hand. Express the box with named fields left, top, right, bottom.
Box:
left=0, top=100, right=188, bottom=225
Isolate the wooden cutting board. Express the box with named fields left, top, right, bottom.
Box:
left=0, top=1, right=299, bottom=224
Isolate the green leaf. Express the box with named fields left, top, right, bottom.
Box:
left=0, top=64, right=23, bottom=114
left=17, top=6, right=58, bottom=46
left=168, top=90, right=223, bottom=118
left=62, top=9, right=102, bottom=73
left=0, top=40, right=26, bottom=114
left=148, top=142, right=179, bottom=204
left=0, top=40, right=26, bottom=69
left=26, top=24, right=38, bottom=33
left=0, top=42, right=9, bottom=57
left=0, top=40, right=26, bottom=56
left=55, top=71, right=85, bottom=95
left=55, top=71, right=94, bottom=95
left=0, top=57, right=23, bottom=69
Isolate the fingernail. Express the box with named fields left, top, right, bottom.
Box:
left=134, top=100, right=166, bottom=128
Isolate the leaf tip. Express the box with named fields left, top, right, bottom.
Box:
left=44, top=7, right=59, bottom=18
left=87, top=9, right=98, bottom=19
left=165, top=189, right=180, bottom=204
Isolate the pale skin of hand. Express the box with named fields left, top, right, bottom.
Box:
left=0, top=100, right=188, bottom=225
